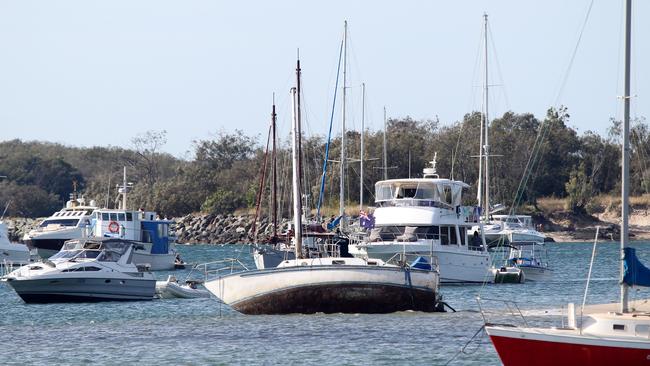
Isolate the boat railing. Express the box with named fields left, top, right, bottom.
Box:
left=193, top=258, right=250, bottom=282
left=476, top=296, right=529, bottom=328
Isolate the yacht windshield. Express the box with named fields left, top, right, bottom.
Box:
left=40, top=219, right=80, bottom=228
left=50, top=250, right=83, bottom=260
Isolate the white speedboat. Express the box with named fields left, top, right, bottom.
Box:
left=506, top=241, right=552, bottom=281
left=348, top=159, right=493, bottom=284
left=0, top=221, right=30, bottom=266
left=4, top=238, right=156, bottom=303
left=23, top=194, right=98, bottom=258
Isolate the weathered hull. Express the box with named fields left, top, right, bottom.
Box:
left=205, top=265, right=440, bottom=314
left=6, top=277, right=156, bottom=303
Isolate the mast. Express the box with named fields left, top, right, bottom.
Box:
left=620, top=0, right=631, bottom=313
left=296, top=53, right=304, bottom=222
left=272, top=95, right=278, bottom=239
left=360, top=82, right=365, bottom=212
left=482, top=13, right=491, bottom=221
left=339, top=20, right=348, bottom=227
left=291, top=84, right=303, bottom=259
left=121, top=167, right=127, bottom=210
left=383, top=106, right=388, bottom=180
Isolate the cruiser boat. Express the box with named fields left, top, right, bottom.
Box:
left=23, top=194, right=98, bottom=258
left=506, top=241, right=552, bottom=281
left=479, top=214, right=546, bottom=245
left=348, top=159, right=493, bottom=284
left=0, top=221, right=30, bottom=266
left=4, top=237, right=156, bottom=303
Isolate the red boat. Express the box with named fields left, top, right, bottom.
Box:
left=485, top=1, right=650, bottom=364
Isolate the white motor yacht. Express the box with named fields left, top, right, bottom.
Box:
left=4, top=238, right=156, bottom=303
left=23, top=194, right=97, bottom=258
left=348, top=160, right=493, bottom=284
left=0, top=221, right=30, bottom=266
left=479, top=214, right=546, bottom=245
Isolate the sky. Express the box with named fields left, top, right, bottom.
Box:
left=0, top=1, right=648, bottom=157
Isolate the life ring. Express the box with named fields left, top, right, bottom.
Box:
left=108, top=221, right=120, bottom=233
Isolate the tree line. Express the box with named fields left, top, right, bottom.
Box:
left=0, top=107, right=646, bottom=218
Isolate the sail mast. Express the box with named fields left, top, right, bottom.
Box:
left=360, top=82, right=365, bottom=212
left=383, top=106, right=388, bottom=181
left=272, top=95, right=278, bottom=239
left=483, top=13, right=491, bottom=221
left=291, top=57, right=304, bottom=259
left=621, top=0, right=631, bottom=313
left=339, top=21, right=348, bottom=228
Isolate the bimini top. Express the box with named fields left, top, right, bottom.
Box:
left=374, top=178, right=469, bottom=208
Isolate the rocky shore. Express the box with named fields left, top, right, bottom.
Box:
left=4, top=209, right=650, bottom=245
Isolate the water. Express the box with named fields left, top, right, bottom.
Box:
left=2, top=241, right=650, bottom=365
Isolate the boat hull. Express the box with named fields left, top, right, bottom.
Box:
left=349, top=243, right=491, bottom=284
left=518, top=265, right=552, bottom=281
left=6, top=277, right=156, bottom=303
left=488, top=330, right=650, bottom=366
left=206, top=265, right=440, bottom=314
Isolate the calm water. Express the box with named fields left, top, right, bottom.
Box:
left=2, top=242, right=650, bottom=365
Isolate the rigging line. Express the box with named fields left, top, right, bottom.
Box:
left=552, top=0, right=595, bottom=106
left=486, top=21, right=510, bottom=112
left=317, top=36, right=344, bottom=219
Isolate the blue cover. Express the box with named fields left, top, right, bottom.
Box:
left=623, top=247, right=650, bottom=287
left=410, top=256, right=431, bottom=271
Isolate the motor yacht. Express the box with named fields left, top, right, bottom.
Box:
left=348, top=160, right=493, bottom=284
left=479, top=214, right=546, bottom=245
left=23, top=194, right=97, bottom=258
left=4, top=237, right=156, bottom=303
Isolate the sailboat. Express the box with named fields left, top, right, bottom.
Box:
left=485, top=1, right=650, bottom=363
left=203, top=57, right=442, bottom=315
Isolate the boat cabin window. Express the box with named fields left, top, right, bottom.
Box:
left=50, top=250, right=84, bottom=260
left=101, top=213, right=109, bottom=221
left=40, top=219, right=80, bottom=228
left=613, top=324, right=625, bottom=331
left=62, top=266, right=102, bottom=272
left=459, top=227, right=466, bottom=245
left=450, top=226, right=457, bottom=245
left=126, top=212, right=133, bottom=221
left=110, top=213, right=118, bottom=221
left=118, top=213, right=126, bottom=221
left=440, top=227, right=449, bottom=245
left=98, top=250, right=120, bottom=262
left=635, top=324, right=650, bottom=337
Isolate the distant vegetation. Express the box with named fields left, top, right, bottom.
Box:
left=0, top=106, right=648, bottom=218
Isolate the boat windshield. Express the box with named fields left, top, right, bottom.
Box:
left=40, top=219, right=80, bottom=228
left=375, top=181, right=462, bottom=207
left=50, top=249, right=101, bottom=260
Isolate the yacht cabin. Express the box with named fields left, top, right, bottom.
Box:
left=91, top=209, right=172, bottom=255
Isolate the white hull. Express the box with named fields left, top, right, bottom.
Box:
left=349, top=242, right=492, bottom=284
left=518, top=265, right=552, bottom=281
left=205, top=258, right=440, bottom=314
left=132, top=251, right=176, bottom=271
left=0, top=244, right=30, bottom=265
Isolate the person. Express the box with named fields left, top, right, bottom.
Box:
left=471, top=231, right=481, bottom=248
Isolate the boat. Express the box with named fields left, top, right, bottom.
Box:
left=0, top=221, right=30, bottom=267
left=86, top=168, right=180, bottom=270
left=481, top=215, right=546, bottom=245
left=204, top=52, right=442, bottom=314
left=505, top=241, right=552, bottom=281
left=348, top=157, right=493, bottom=284
left=23, top=191, right=98, bottom=258
left=485, top=2, right=650, bottom=363
left=155, top=275, right=210, bottom=299
left=4, top=237, right=156, bottom=303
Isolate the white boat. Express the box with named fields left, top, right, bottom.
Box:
left=4, top=237, right=156, bottom=303
left=85, top=168, right=179, bottom=271
left=205, top=51, right=442, bottom=314
left=23, top=194, right=98, bottom=258
left=480, top=215, right=546, bottom=245
left=485, top=3, right=650, bottom=364
left=205, top=256, right=441, bottom=314
left=155, top=275, right=210, bottom=299
left=0, top=221, right=30, bottom=266
left=348, top=158, right=493, bottom=284
left=506, top=241, right=552, bottom=281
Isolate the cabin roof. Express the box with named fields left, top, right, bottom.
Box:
left=375, top=178, right=470, bottom=188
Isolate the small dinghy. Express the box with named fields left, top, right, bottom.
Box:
left=155, top=275, right=210, bottom=299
